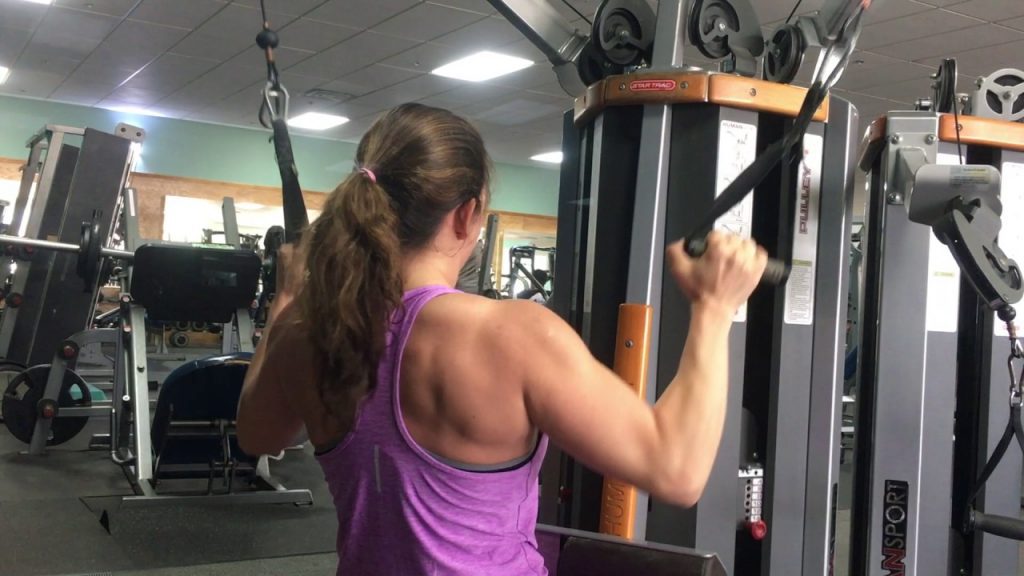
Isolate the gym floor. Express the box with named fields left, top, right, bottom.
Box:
left=0, top=418, right=1017, bottom=576
left=0, top=417, right=339, bottom=576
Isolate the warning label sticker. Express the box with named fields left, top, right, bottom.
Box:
left=715, top=120, right=757, bottom=323
left=925, top=152, right=962, bottom=333
left=785, top=133, right=823, bottom=325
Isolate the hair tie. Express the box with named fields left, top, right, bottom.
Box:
left=359, top=167, right=377, bottom=183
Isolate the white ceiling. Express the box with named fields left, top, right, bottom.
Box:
left=1, top=0, right=1023, bottom=167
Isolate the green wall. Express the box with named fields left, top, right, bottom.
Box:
left=0, top=95, right=559, bottom=216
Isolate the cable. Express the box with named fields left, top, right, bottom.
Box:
left=560, top=0, right=591, bottom=25
left=259, top=0, right=268, bottom=23
left=953, top=92, right=965, bottom=165
left=785, top=0, right=805, bottom=24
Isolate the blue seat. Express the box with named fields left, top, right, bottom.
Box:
left=151, top=352, right=256, bottom=485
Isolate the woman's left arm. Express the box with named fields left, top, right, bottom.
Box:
left=237, top=246, right=309, bottom=455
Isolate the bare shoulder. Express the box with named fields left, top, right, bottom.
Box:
left=419, top=293, right=566, bottom=342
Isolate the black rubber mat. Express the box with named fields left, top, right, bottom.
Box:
left=1, top=416, right=335, bottom=575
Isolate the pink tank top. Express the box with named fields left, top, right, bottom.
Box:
left=316, top=285, right=549, bottom=575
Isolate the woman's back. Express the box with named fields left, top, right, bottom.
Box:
left=316, top=286, right=548, bottom=575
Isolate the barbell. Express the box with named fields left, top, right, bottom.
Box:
left=0, top=219, right=131, bottom=293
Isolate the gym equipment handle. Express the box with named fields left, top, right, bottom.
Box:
left=0, top=234, right=133, bottom=261
left=970, top=511, right=1024, bottom=541
left=684, top=237, right=790, bottom=286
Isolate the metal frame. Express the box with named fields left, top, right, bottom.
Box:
left=14, top=186, right=310, bottom=507
left=851, top=112, right=965, bottom=576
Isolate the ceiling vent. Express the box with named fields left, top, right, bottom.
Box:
left=303, top=89, right=353, bottom=103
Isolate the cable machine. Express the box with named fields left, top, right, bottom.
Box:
left=491, top=0, right=871, bottom=574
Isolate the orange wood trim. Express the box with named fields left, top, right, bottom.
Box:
left=938, top=114, right=1024, bottom=153
left=598, top=303, right=655, bottom=539
left=574, top=72, right=711, bottom=126
left=706, top=75, right=829, bottom=123
left=858, top=115, right=888, bottom=172
left=574, top=72, right=828, bottom=126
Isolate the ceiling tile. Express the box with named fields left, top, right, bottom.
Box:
left=858, top=76, right=936, bottom=103
left=229, top=0, right=328, bottom=17
left=305, top=0, right=419, bottom=28
left=65, top=49, right=139, bottom=84
left=277, top=17, right=361, bottom=52
left=871, top=23, right=1024, bottom=61
left=53, top=0, right=138, bottom=18
left=433, top=15, right=522, bottom=49
left=377, top=41, right=457, bottom=73
left=0, top=26, right=33, bottom=64
left=372, top=3, right=485, bottom=42
left=944, top=0, right=1024, bottom=22
left=48, top=79, right=118, bottom=105
left=129, top=0, right=229, bottom=30
left=169, top=33, right=246, bottom=61
left=384, top=73, right=464, bottom=100
left=471, top=97, right=564, bottom=126
left=287, top=31, right=418, bottom=78
left=916, top=38, right=1024, bottom=77
left=0, top=69, right=65, bottom=98
left=833, top=51, right=934, bottom=91
left=121, top=53, right=220, bottom=92
left=1006, top=16, right=1024, bottom=31
left=490, top=64, right=559, bottom=90
left=104, top=85, right=168, bottom=106
left=0, top=0, right=49, bottom=31
left=15, top=50, right=81, bottom=76
left=754, top=0, right=824, bottom=26
left=194, top=2, right=293, bottom=46
left=104, top=20, right=191, bottom=64
left=330, top=64, right=422, bottom=95
left=157, top=62, right=263, bottom=108
left=861, top=0, right=935, bottom=25
left=857, top=9, right=984, bottom=49
left=428, top=0, right=495, bottom=15
left=32, top=7, right=120, bottom=55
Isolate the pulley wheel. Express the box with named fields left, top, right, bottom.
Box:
left=577, top=42, right=624, bottom=86
left=764, top=24, right=803, bottom=84
left=688, top=0, right=741, bottom=60
left=2, top=365, right=91, bottom=445
left=591, top=0, right=656, bottom=67
left=931, top=58, right=957, bottom=114
left=977, top=68, right=1024, bottom=122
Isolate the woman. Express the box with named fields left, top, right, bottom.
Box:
left=238, top=103, right=766, bottom=575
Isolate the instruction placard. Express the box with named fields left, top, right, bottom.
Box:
left=996, top=161, right=1024, bottom=337
left=925, top=152, right=963, bottom=333
left=785, top=134, right=823, bottom=325
left=715, top=120, right=757, bottom=323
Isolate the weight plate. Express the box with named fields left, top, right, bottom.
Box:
left=77, top=218, right=103, bottom=291
left=688, top=0, right=741, bottom=60
left=764, top=24, right=803, bottom=84
left=592, top=0, right=655, bottom=67
left=0, top=361, right=27, bottom=424
left=2, top=365, right=91, bottom=445
left=977, top=68, right=1024, bottom=122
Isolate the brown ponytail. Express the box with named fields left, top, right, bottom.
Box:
left=299, top=103, right=491, bottom=412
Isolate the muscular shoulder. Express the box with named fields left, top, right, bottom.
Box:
left=414, top=294, right=572, bottom=375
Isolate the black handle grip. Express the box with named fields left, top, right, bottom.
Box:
left=684, top=237, right=790, bottom=286
left=970, top=511, right=1024, bottom=541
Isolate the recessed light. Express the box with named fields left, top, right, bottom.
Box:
left=0, top=66, right=9, bottom=85
left=287, top=112, right=349, bottom=130
left=21, top=0, right=52, bottom=5
left=431, top=51, right=534, bottom=82
left=530, top=151, right=563, bottom=164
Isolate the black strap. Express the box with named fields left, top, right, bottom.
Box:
left=256, top=3, right=309, bottom=244
left=966, top=405, right=1024, bottom=511
left=270, top=118, right=307, bottom=244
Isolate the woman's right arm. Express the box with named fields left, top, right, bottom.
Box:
left=510, top=232, right=764, bottom=507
